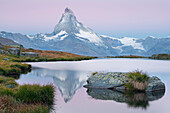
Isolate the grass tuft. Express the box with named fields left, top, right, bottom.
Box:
left=125, top=70, right=150, bottom=91
left=16, top=84, right=55, bottom=106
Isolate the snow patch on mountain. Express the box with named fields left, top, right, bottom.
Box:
left=75, top=37, right=86, bottom=42
left=118, top=37, right=145, bottom=50
left=111, top=46, right=123, bottom=52
left=0, top=32, right=6, bottom=37
left=75, top=29, right=103, bottom=44
left=100, top=35, right=117, bottom=40
left=43, top=31, right=68, bottom=41
left=27, top=35, right=34, bottom=39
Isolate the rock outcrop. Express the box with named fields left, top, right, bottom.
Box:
left=0, top=43, right=3, bottom=49
left=8, top=48, right=20, bottom=56
left=21, top=52, right=39, bottom=57
left=0, top=50, right=5, bottom=54
left=84, top=72, right=165, bottom=92
left=146, top=76, right=165, bottom=91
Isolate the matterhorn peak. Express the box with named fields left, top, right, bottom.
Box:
left=64, top=7, right=74, bottom=14
left=53, top=8, right=103, bottom=44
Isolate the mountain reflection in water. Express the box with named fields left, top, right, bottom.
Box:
left=17, top=67, right=165, bottom=106
left=16, top=59, right=170, bottom=113
left=17, top=68, right=89, bottom=103
left=86, top=88, right=165, bottom=109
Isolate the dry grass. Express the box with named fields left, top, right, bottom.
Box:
left=126, top=70, right=150, bottom=91
left=132, top=81, right=148, bottom=91
left=22, top=48, right=85, bottom=59
left=0, top=60, right=31, bottom=78
left=0, top=95, right=49, bottom=113
left=0, top=76, right=54, bottom=113
left=1, top=46, right=95, bottom=62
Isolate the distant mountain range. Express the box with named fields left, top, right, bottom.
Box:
left=0, top=8, right=170, bottom=56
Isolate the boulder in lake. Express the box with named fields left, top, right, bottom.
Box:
left=146, top=76, right=165, bottom=91
left=8, top=48, right=20, bottom=56
left=85, top=72, right=128, bottom=88
left=21, top=52, right=39, bottom=57
left=84, top=72, right=165, bottom=92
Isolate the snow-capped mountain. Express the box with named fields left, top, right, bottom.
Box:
left=0, top=8, right=170, bottom=56
left=53, top=8, right=103, bottom=45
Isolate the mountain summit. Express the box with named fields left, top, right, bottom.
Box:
left=64, top=8, right=74, bottom=14
left=53, top=8, right=103, bottom=44
left=0, top=8, right=170, bottom=56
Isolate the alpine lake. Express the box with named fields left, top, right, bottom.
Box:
left=16, top=58, right=170, bottom=113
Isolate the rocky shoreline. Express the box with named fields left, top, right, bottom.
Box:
left=84, top=72, right=165, bottom=92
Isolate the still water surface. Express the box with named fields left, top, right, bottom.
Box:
left=16, top=58, right=170, bottom=113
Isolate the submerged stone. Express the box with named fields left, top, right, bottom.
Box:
left=87, top=88, right=165, bottom=109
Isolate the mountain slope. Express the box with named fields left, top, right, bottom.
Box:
left=0, top=37, right=23, bottom=47
left=0, top=42, right=3, bottom=49
left=0, top=8, right=170, bottom=56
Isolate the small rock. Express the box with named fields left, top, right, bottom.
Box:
left=146, top=76, right=165, bottom=92
left=0, top=50, right=5, bottom=54
left=85, top=72, right=165, bottom=92
left=21, top=52, right=39, bottom=57
left=0, top=43, right=3, bottom=49
left=4, top=58, right=9, bottom=60
left=8, top=48, right=20, bottom=55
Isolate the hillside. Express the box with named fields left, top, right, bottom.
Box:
left=0, top=37, right=23, bottom=47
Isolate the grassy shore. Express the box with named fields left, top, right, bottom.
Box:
left=0, top=76, right=54, bottom=112
left=107, top=54, right=170, bottom=60
left=106, top=55, right=148, bottom=59
left=1, top=46, right=95, bottom=62
left=0, top=46, right=96, bottom=112
left=0, top=61, right=54, bottom=112
left=152, top=54, right=170, bottom=60
left=0, top=60, right=31, bottom=79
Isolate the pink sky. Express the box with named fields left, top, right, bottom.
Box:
left=0, top=0, right=170, bottom=38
